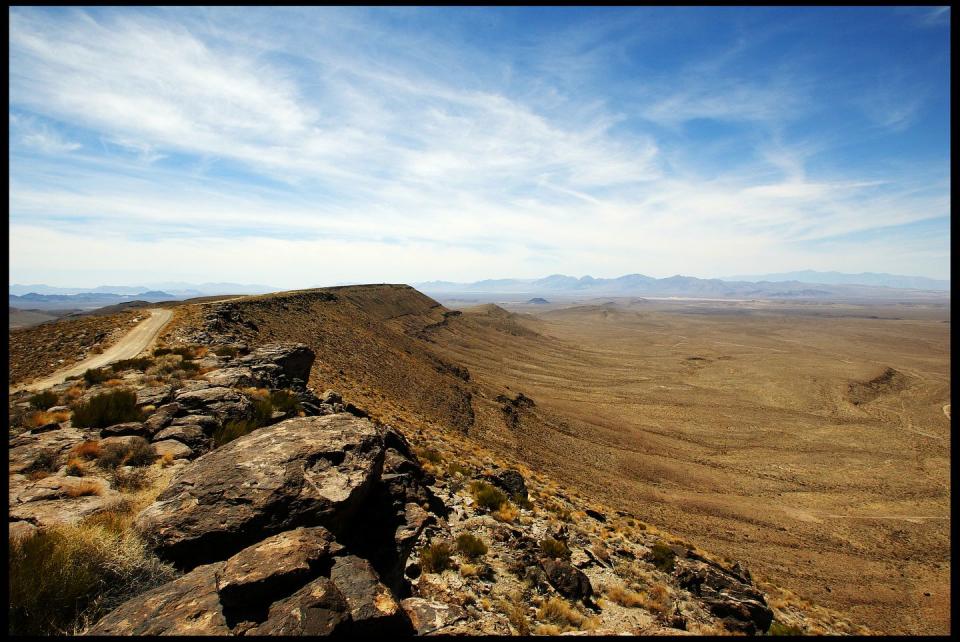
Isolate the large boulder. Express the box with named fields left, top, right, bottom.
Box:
left=134, top=414, right=385, bottom=568
left=675, top=558, right=773, bottom=634
left=202, top=366, right=259, bottom=388
left=136, top=384, right=173, bottom=407
left=173, top=386, right=253, bottom=424
left=541, top=558, right=593, bottom=602
left=401, top=598, right=468, bottom=635
left=238, top=343, right=315, bottom=389
left=85, top=562, right=230, bottom=635
left=142, top=402, right=182, bottom=436
left=99, top=422, right=149, bottom=438
left=485, top=468, right=528, bottom=500
left=217, top=526, right=343, bottom=609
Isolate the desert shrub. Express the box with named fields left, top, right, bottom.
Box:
left=493, top=502, right=520, bottom=523
left=417, top=448, right=442, bottom=465
left=110, top=357, right=154, bottom=373
left=213, top=345, right=238, bottom=357
left=153, top=345, right=199, bottom=359
left=649, top=542, right=677, bottom=573
left=537, top=597, right=587, bottom=630
left=470, top=480, right=507, bottom=511
left=177, top=360, right=201, bottom=374
left=540, top=538, right=570, bottom=560
left=447, top=461, right=470, bottom=477
left=251, top=397, right=274, bottom=426
left=29, top=390, right=59, bottom=411
left=768, top=621, right=805, bottom=636
left=269, top=389, right=302, bottom=414
left=455, top=533, right=488, bottom=559
left=498, top=591, right=530, bottom=635
left=512, top=492, right=533, bottom=510
left=603, top=582, right=645, bottom=607
left=418, top=541, right=452, bottom=573
left=72, top=390, right=142, bottom=429
left=9, top=517, right=175, bottom=635
left=83, top=368, right=111, bottom=385
left=112, top=467, right=150, bottom=492
left=26, top=409, right=71, bottom=429
left=123, top=437, right=156, bottom=467
left=65, top=458, right=86, bottom=477
left=65, top=481, right=101, bottom=498
left=96, top=438, right=154, bottom=470
left=70, top=440, right=102, bottom=461
left=213, top=419, right=257, bottom=447
left=24, top=449, right=60, bottom=475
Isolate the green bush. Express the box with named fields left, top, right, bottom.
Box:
left=95, top=437, right=155, bottom=471
left=418, top=541, right=452, bottom=573
left=110, top=357, right=154, bottom=373
left=418, top=448, right=442, bottom=465
left=213, top=420, right=257, bottom=448
left=269, top=389, right=302, bottom=414
left=29, top=390, right=59, bottom=411
left=540, top=538, right=570, bottom=560
left=24, top=449, right=60, bottom=475
left=111, top=467, right=150, bottom=491
left=455, top=533, right=488, bottom=559
left=153, top=345, right=199, bottom=359
left=83, top=368, right=111, bottom=385
left=512, top=492, right=533, bottom=510
left=767, top=622, right=805, bottom=636
left=470, top=481, right=507, bottom=511
left=649, top=542, right=677, bottom=572
left=72, top=390, right=142, bottom=429
left=9, top=517, right=174, bottom=635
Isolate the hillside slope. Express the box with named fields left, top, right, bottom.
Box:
left=152, top=285, right=894, bottom=634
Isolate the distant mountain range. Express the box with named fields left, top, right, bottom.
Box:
left=8, top=282, right=278, bottom=297
left=8, top=281, right=280, bottom=312
left=417, top=272, right=949, bottom=301
left=719, top=270, right=949, bottom=291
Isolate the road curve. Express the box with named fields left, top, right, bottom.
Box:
left=10, top=308, right=174, bottom=394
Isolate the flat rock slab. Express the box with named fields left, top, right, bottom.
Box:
left=174, top=386, right=253, bottom=423
left=152, top=439, right=194, bottom=460
left=218, top=526, right=342, bottom=608
left=9, top=427, right=89, bottom=474
left=85, top=562, right=229, bottom=635
left=135, top=414, right=385, bottom=568
left=401, top=597, right=468, bottom=635
left=136, top=385, right=173, bottom=407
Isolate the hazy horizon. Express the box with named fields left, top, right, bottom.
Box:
left=10, top=7, right=951, bottom=285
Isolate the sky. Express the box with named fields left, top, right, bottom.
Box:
left=8, top=6, right=952, bottom=288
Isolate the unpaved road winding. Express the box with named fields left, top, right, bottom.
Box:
left=10, top=309, right=174, bottom=393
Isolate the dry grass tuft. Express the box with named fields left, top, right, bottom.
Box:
left=604, top=582, right=646, bottom=607
left=65, top=481, right=102, bottom=498
left=71, top=440, right=102, bottom=461
left=492, top=502, right=519, bottom=523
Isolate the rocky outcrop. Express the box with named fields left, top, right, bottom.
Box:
left=542, top=558, right=594, bottom=602
left=135, top=414, right=387, bottom=569
left=485, top=468, right=528, bottom=500
left=675, top=557, right=773, bottom=635
left=173, top=386, right=253, bottom=424
left=86, top=562, right=231, bottom=635
left=237, top=343, right=314, bottom=390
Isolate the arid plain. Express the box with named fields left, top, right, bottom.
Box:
left=429, top=297, right=951, bottom=635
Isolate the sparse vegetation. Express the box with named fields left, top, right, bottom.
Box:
left=536, top=596, right=598, bottom=631
left=212, top=419, right=258, bottom=447
left=418, top=541, right=452, bottom=573
left=540, top=537, right=570, bottom=559
left=112, top=467, right=151, bottom=492
left=649, top=542, right=677, bottom=572
left=9, top=507, right=175, bottom=635
left=71, top=390, right=142, bottom=429
left=447, top=461, right=470, bottom=477
left=70, top=440, right=102, bottom=461
left=29, top=390, right=59, bottom=411
left=65, top=481, right=102, bottom=498
left=455, top=532, right=488, bottom=559
left=269, top=389, right=302, bottom=415
left=213, top=345, right=239, bottom=357
left=109, top=357, right=154, bottom=373
left=83, top=367, right=111, bottom=385
left=23, top=449, right=60, bottom=475
left=470, top=480, right=507, bottom=511
left=65, top=458, right=87, bottom=477
left=767, top=621, right=806, bottom=636
left=417, top=447, right=442, bottom=464
left=96, top=438, right=155, bottom=470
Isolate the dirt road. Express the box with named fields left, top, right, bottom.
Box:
left=10, top=309, right=174, bottom=393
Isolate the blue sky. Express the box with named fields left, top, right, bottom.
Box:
left=8, top=6, right=951, bottom=287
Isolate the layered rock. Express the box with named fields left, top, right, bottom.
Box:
left=135, top=414, right=386, bottom=569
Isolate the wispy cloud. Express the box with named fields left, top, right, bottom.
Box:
left=8, top=7, right=951, bottom=285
